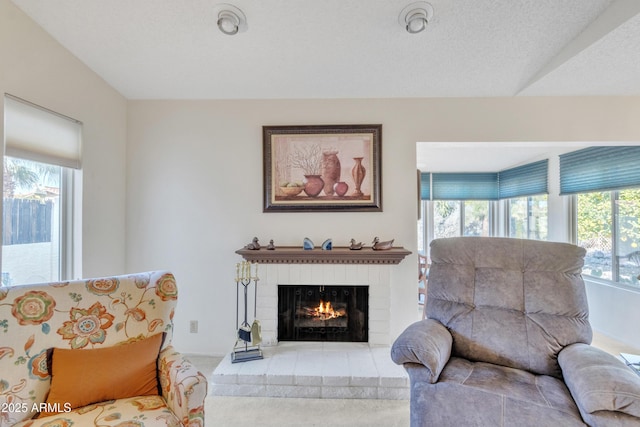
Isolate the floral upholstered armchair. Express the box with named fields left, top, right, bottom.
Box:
left=0, top=271, right=207, bottom=427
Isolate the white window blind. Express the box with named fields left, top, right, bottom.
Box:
left=4, top=94, right=82, bottom=169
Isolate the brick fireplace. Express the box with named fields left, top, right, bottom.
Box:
left=237, top=246, right=411, bottom=346
left=210, top=246, right=413, bottom=400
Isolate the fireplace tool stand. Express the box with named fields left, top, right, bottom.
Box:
left=232, top=268, right=263, bottom=363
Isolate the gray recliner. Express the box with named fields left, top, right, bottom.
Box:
left=391, top=237, right=640, bottom=426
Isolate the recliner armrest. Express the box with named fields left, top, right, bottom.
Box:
left=559, top=343, right=640, bottom=424
left=158, top=345, right=208, bottom=427
left=390, top=319, right=452, bottom=383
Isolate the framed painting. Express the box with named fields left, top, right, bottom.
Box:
left=263, top=124, right=382, bottom=212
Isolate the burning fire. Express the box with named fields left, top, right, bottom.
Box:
left=313, top=300, right=343, bottom=320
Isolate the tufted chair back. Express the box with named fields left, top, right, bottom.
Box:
left=426, top=237, right=591, bottom=378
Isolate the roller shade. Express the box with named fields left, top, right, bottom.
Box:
left=4, top=94, right=82, bottom=169
left=432, top=172, right=499, bottom=200
left=424, top=159, right=548, bottom=201
left=499, top=159, right=548, bottom=199
left=559, top=146, right=640, bottom=195
left=420, top=172, right=430, bottom=200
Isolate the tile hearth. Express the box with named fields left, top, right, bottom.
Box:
left=210, top=342, right=409, bottom=400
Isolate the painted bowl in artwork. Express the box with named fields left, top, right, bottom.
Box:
left=280, top=186, right=304, bottom=196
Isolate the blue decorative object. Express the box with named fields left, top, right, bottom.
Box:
left=322, top=238, right=333, bottom=250
left=303, top=237, right=315, bottom=250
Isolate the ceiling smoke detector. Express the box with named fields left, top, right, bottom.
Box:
left=399, top=2, right=434, bottom=34
left=215, top=4, right=247, bottom=35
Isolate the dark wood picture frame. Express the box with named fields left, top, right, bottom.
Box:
left=263, top=124, right=382, bottom=212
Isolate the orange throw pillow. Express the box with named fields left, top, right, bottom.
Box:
left=41, top=333, right=164, bottom=417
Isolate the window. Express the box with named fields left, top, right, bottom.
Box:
left=433, top=200, right=491, bottom=238
left=2, top=95, right=81, bottom=286
left=433, top=200, right=461, bottom=239
left=560, top=146, right=640, bottom=288
left=2, top=157, right=70, bottom=285
left=577, top=189, right=640, bottom=287
left=418, top=160, right=548, bottom=253
left=418, top=199, right=492, bottom=256
left=420, top=196, right=547, bottom=252
left=507, top=195, right=548, bottom=240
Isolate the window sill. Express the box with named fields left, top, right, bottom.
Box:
left=583, top=276, right=640, bottom=294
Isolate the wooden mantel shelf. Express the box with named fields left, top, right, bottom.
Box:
left=235, top=246, right=412, bottom=265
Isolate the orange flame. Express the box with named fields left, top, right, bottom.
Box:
left=314, top=300, right=341, bottom=319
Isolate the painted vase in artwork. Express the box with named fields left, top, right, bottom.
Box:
left=351, top=157, right=366, bottom=197
left=321, top=151, right=341, bottom=196
left=303, top=175, right=324, bottom=197
left=333, top=181, right=349, bottom=197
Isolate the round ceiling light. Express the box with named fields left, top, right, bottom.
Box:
left=399, top=2, right=434, bottom=34
left=215, top=4, right=247, bottom=35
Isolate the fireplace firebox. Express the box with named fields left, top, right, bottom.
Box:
left=278, top=285, right=368, bottom=342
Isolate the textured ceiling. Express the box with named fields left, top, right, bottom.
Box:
left=10, top=0, right=640, bottom=100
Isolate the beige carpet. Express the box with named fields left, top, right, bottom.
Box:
left=205, top=395, right=409, bottom=427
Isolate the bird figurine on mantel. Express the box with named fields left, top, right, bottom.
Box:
left=349, top=238, right=363, bottom=250
left=372, top=237, right=394, bottom=251
left=244, top=237, right=261, bottom=250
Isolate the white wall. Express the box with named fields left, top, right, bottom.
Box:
left=586, top=280, right=640, bottom=346
left=0, top=0, right=128, bottom=278
left=127, top=97, right=640, bottom=355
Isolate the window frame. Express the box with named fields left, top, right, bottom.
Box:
left=505, top=195, right=549, bottom=241
left=419, top=196, right=550, bottom=255
left=60, top=166, right=78, bottom=281
left=420, top=199, right=497, bottom=253
left=572, top=190, right=640, bottom=290
left=2, top=94, right=82, bottom=286
left=1, top=157, right=79, bottom=286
